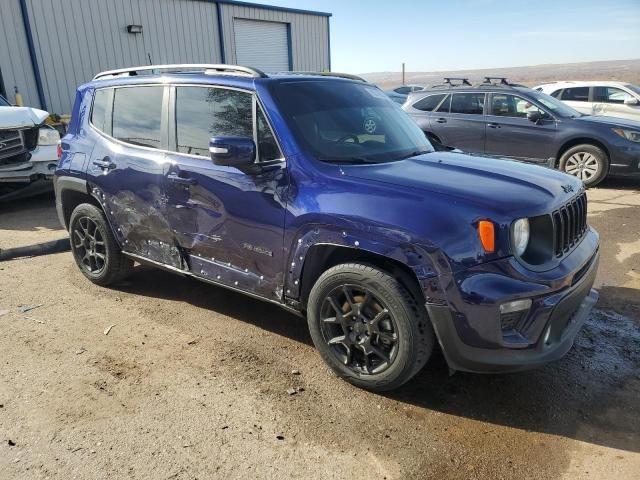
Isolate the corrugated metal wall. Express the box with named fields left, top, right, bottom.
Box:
left=2, top=0, right=330, bottom=114
left=0, top=0, right=40, bottom=107
left=219, top=2, right=329, bottom=72
left=22, top=0, right=222, bottom=114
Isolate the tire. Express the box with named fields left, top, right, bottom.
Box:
left=307, top=263, right=435, bottom=392
left=558, top=144, right=609, bottom=187
left=69, top=203, right=133, bottom=286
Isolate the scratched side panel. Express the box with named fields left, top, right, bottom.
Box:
left=88, top=138, right=179, bottom=267
left=164, top=153, right=288, bottom=299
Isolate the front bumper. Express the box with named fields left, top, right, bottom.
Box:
left=609, top=140, right=640, bottom=176
left=429, top=230, right=600, bottom=373
left=0, top=145, right=58, bottom=201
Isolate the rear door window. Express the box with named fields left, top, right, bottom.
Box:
left=561, top=87, right=589, bottom=102
left=450, top=93, right=485, bottom=115
left=112, top=86, right=163, bottom=149
left=413, top=94, right=446, bottom=112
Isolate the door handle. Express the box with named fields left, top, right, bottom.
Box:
left=487, top=123, right=501, bottom=129
left=167, top=172, right=197, bottom=186
left=93, top=158, right=116, bottom=169
left=436, top=118, right=447, bottom=124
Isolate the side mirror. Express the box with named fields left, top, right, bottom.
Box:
left=624, top=97, right=639, bottom=106
left=527, top=110, right=542, bottom=123
left=209, top=136, right=255, bottom=167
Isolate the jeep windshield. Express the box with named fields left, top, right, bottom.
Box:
left=527, top=90, right=583, bottom=118
left=271, top=80, right=432, bottom=164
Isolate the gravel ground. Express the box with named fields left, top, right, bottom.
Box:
left=0, top=177, right=639, bottom=479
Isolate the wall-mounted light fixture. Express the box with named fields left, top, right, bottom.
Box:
left=127, top=24, right=143, bottom=34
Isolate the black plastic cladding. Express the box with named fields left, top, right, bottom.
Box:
left=552, top=192, right=588, bottom=257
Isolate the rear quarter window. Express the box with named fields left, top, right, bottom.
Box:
left=412, top=94, right=446, bottom=112
left=90, top=89, right=112, bottom=135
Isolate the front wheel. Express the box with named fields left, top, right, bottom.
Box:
left=307, top=263, right=435, bottom=391
left=558, top=144, right=609, bottom=187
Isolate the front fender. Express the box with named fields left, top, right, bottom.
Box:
left=284, top=223, right=452, bottom=304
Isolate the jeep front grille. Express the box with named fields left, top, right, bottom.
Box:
left=0, top=129, right=26, bottom=161
left=552, top=192, right=588, bottom=257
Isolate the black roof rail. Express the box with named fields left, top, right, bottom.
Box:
left=93, top=64, right=267, bottom=80
left=275, top=71, right=367, bottom=82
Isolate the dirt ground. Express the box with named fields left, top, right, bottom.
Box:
left=1, top=178, right=639, bottom=479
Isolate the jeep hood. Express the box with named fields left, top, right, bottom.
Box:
left=341, top=152, right=581, bottom=217
left=0, top=106, right=49, bottom=129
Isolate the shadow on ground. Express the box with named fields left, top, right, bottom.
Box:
left=113, top=265, right=640, bottom=455
left=597, top=177, right=640, bottom=191
left=0, top=192, right=60, bottom=232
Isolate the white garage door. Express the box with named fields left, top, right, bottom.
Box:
left=234, top=19, right=290, bottom=72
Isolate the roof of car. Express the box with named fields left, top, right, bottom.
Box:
left=408, top=84, right=531, bottom=97
left=85, top=64, right=367, bottom=90
left=536, top=80, right=632, bottom=89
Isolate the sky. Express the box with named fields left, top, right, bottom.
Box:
left=243, top=0, right=640, bottom=73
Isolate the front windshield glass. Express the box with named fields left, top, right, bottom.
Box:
left=527, top=90, right=582, bottom=118
left=271, top=80, right=432, bottom=163
left=0, top=95, right=10, bottom=107
left=625, top=84, right=640, bottom=96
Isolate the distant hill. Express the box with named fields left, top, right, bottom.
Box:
left=362, top=59, right=640, bottom=90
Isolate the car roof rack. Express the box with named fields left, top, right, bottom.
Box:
left=274, top=71, right=367, bottom=82
left=428, top=77, right=472, bottom=89
left=93, top=64, right=267, bottom=80
left=444, top=77, right=472, bottom=86
left=478, top=77, right=526, bottom=88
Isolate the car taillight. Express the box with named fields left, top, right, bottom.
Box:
left=57, top=142, right=62, bottom=159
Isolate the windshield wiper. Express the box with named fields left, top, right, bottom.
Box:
left=318, top=156, right=380, bottom=165
left=395, top=150, right=431, bottom=161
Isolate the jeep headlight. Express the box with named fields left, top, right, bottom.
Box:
left=612, top=128, right=640, bottom=143
left=38, top=127, right=60, bottom=146
left=512, top=218, right=530, bottom=256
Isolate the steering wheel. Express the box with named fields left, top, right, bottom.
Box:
left=335, top=134, right=360, bottom=144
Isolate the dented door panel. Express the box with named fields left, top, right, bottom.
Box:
left=164, top=153, right=288, bottom=299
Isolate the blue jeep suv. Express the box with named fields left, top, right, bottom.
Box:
left=55, top=65, right=600, bottom=391
left=403, top=77, right=640, bottom=187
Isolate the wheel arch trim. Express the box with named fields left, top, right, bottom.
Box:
left=285, top=224, right=446, bottom=306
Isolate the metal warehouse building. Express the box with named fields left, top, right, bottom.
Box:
left=0, top=0, right=331, bottom=114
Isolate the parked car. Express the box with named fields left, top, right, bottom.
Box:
left=403, top=77, right=640, bottom=186
left=56, top=65, right=599, bottom=391
left=0, top=94, right=60, bottom=201
left=385, top=84, right=425, bottom=104
left=534, top=81, right=640, bottom=122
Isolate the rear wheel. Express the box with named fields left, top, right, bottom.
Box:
left=559, top=144, right=608, bottom=187
left=307, top=263, right=434, bottom=391
left=69, top=203, right=133, bottom=286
